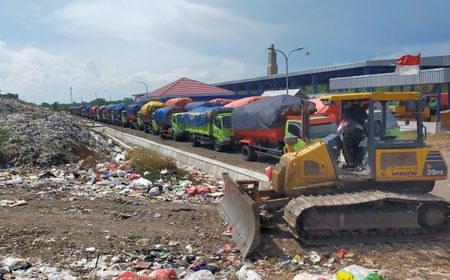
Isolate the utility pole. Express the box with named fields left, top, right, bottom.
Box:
left=138, top=81, right=149, bottom=94
left=267, top=45, right=308, bottom=95
left=70, top=86, right=73, bottom=103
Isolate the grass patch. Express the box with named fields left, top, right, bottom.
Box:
left=72, top=143, right=105, bottom=169
left=125, top=148, right=189, bottom=182
left=31, top=111, right=44, bottom=119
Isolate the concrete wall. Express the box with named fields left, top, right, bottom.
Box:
left=93, top=125, right=270, bottom=188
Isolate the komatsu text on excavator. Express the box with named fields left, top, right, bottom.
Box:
left=219, top=92, right=449, bottom=257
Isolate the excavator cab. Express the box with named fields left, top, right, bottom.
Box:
left=316, top=92, right=446, bottom=192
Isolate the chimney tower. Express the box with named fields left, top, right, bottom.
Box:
left=267, top=44, right=278, bottom=75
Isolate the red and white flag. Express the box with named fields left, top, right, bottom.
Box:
left=395, top=54, right=420, bottom=75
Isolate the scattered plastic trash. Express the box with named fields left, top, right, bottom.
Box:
left=336, top=249, right=349, bottom=258
left=132, top=178, right=152, bottom=188
left=6, top=177, right=23, bottom=186
left=148, top=186, right=160, bottom=197
left=237, top=264, right=262, bottom=280
left=337, top=265, right=386, bottom=280
left=129, top=173, right=141, bottom=180
left=184, top=270, right=214, bottom=280
left=191, top=264, right=218, bottom=274
left=0, top=199, right=27, bottom=207
left=309, top=251, right=322, bottom=264
left=160, top=169, right=169, bottom=175
left=107, top=163, right=119, bottom=171
left=185, top=185, right=211, bottom=197
left=293, top=272, right=329, bottom=280
left=116, top=271, right=140, bottom=280
left=147, top=268, right=177, bottom=279
left=288, top=255, right=303, bottom=270
left=85, top=247, right=96, bottom=252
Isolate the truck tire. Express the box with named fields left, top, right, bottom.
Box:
left=214, top=138, right=225, bottom=152
left=191, top=135, right=200, bottom=147
left=173, top=133, right=180, bottom=141
left=241, top=145, right=257, bottom=161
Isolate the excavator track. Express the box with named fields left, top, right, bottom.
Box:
left=284, top=190, right=450, bottom=246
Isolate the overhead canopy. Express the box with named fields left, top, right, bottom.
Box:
left=142, top=77, right=234, bottom=100
left=262, top=89, right=309, bottom=98
left=320, top=92, right=421, bottom=102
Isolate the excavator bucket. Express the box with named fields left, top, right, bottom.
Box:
left=218, top=173, right=261, bottom=258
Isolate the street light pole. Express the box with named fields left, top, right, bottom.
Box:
left=268, top=46, right=307, bottom=95
left=138, top=81, right=149, bottom=94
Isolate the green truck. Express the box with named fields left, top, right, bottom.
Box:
left=175, top=107, right=236, bottom=152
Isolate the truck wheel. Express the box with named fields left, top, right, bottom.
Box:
left=191, top=135, right=200, bottom=147
left=241, top=145, right=257, bottom=161
left=153, top=129, right=159, bottom=135
left=173, top=133, right=180, bottom=141
left=214, top=139, right=224, bottom=152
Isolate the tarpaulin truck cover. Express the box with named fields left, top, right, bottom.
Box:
left=139, top=101, right=165, bottom=115
left=178, top=106, right=233, bottom=127
left=165, top=97, right=193, bottom=108
left=231, top=95, right=315, bottom=130
left=153, top=106, right=186, bottom=126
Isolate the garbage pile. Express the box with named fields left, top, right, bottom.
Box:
left=0, top=99, right=114, bottom=167
left=0, top=160, right=224, bottom=204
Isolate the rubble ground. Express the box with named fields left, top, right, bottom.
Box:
left=1, top=99, right=450, bottom=280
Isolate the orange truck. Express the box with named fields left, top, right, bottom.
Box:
left=231, top=95, right=337, bottom=162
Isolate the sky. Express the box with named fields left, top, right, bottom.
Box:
left=0, top=0, right=449, bottom=104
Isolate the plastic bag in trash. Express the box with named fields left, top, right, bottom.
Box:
left=337, top=265, right=386, bottom=280
left=148, top=268, right=177, bottom=279
left=184, top=270, right=214, bottom=280
left=293, top=272, right=329, bottom=280
left=237, top=264, right=262, bottom=280
left=115, top=271, right=140, bottom=280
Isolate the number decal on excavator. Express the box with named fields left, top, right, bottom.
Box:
left=423, top=161, right=447, bottom=177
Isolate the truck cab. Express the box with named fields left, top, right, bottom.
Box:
left=285, top=114, right=338, bottom=151
left=210, top=112, right=236, bottom=150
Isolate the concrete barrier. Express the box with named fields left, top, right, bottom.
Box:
left=92, top=125, right=270, bottom=188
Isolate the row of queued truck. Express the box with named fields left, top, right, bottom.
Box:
left=70, top=95, right=339, bottom=162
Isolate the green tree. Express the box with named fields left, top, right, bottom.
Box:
left=92, top=98, right=107, bottom=106
left=121, top=97, right=134, bottom=105
left=51, top=102, right=60, bottom=111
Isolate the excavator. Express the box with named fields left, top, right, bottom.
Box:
left=219, top=92, right=449, bottom=257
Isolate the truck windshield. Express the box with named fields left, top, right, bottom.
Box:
left=222, top=115, right=231, bottom=129
left=310, top=123, right=338, bottom=139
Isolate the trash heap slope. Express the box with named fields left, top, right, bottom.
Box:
left=0, top=98, right=112, bottom=167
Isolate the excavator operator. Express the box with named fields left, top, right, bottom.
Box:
left=338, top=101, right=368, bottom=169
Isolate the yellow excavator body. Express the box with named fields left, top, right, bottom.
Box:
left=272, top=140, right=336, bottom=195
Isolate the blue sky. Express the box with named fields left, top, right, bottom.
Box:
left=0, top=0, right=449, bottom=103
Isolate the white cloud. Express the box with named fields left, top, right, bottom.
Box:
left=374, top=41, right=450, bottom=60
left=0, top=0, right=274, bottom=103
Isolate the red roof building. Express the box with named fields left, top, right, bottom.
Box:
left=140, top=77, right=234, bottom=101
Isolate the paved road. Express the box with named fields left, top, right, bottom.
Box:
left=398, top=120, right=438, bottom=134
